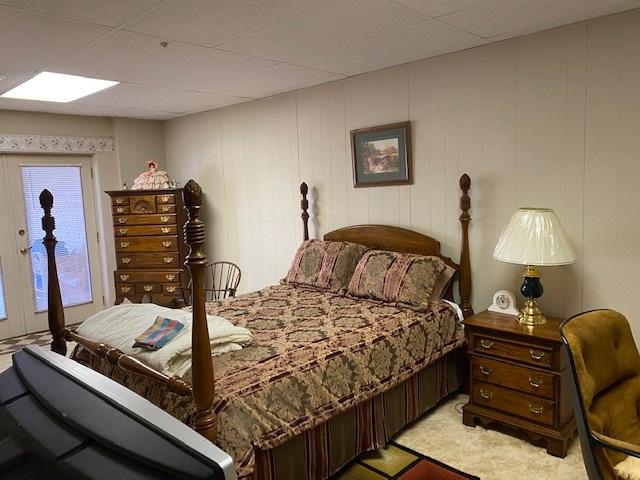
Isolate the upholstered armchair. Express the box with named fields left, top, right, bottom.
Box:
left=561, top=309, right=640, bottom=480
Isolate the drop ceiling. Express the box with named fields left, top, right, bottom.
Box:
left=0, top=0, right=639, bottom=120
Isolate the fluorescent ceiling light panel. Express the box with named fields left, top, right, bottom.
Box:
left=1, top=71, right=118, bottom=103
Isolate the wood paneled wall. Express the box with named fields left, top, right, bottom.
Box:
left=164, top=10, right=640, bottom=342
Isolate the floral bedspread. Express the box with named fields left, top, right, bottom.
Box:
left=74, top=284, right=465, bottom=478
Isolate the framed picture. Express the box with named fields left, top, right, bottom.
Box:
left=351, top=121, right=412, bottom=188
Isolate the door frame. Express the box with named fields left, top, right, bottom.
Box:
left=0, top=133, right=120, bottom=338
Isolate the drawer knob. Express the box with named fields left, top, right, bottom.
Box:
left=479, top=388, right=493, bottom=400
left=119, top=274, right=130, bottom=281
left=161, top=227, right=171, bottom=234
left=121, top=286, right=131, bottom=293
left=162, top=240, right=172, bottom=248
left=529, top=376, right=543, bottom=388
left=480, top=339, right=494, bottom=349
left=160, top=216, right=170, bottom=223
left=165, top=274, right=176, bottom=281
left=116, top=207, right=125, bottom=213
left=143, top=285, right=153, bottom=292
left=118, top=217, right=127, bottom=224
left=163, top=256, right=174, bottom=264
left=479, top=366, right=492, bottom=376
left=166, top=286, right=177, bottom=293
left=529, top=403, right=544, bottom=415
left=120, top=241, right=130, bottom=248
left=161, top=206, right=170, bottom=212
left=530, top=350, right=545, bottom=361
left=121, top=257, right=131, bottom=264
left=119, top=228, right=128, bottom=235
left=159, top=195, right=170, bottom=203
left=115, top=197, right=125, bottom=204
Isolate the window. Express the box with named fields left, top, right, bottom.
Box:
left=21, top=165, right=93, bottom=312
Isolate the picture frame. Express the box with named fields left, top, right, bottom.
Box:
left=350, top=121, right=412, bottom=188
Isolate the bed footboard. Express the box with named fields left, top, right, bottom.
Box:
left=41, top=180, right=217, bottom=441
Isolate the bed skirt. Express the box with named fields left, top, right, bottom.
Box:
left=251, top=347, right=464, bottom=480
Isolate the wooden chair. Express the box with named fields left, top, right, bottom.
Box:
left=182, top=261, right=241, bottom=306
left=560, top=309, right=640, bottom=480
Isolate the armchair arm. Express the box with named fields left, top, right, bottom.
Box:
left=593, top=432, right=640, bottom=459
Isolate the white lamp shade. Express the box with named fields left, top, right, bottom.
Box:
left=493, top=208, right=577, bottom=266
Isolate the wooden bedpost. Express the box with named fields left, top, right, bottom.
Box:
left=458, top=174, right=473, bottom=318
left=300, top=182, right=309, bottom=241
left=40, top=189, right=67, bottom=356
left=182, top=179, right=217, bottom=443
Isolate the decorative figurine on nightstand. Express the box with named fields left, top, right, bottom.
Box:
left=493, top=208, right=576, bottom=325
left=488, top=290, right=519, bottom=316
left=132, top=161, right=177, bottom=190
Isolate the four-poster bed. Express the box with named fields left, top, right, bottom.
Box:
left=41, top=174, right=474, bottom=479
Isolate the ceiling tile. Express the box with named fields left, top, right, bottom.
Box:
left=218, top=0, right=429, bottom=69
left=391, top=0, right=485, bottom=17
left=124, top=0, right=333, bottom=47
left=290, top=18, right=485, bottom=75
left=75, top=82, right=180, bottom=108
left=130, top=49, right=278, bottom=91
left=142, top=90, right=249, bottom=113
left=0, top=0, right=163, bottom=27
left=114, top=108, right=177, bottom=120
left=0, top=63, right=38, bottom=94
left=439, top=0, right=640, bottom=39
left=209, top=63, right=344, bottom=98
left=51, top=30, right=205, bottom=82
left=0, top=6, right=109, bottom=68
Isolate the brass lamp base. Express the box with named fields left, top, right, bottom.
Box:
left=518, top=265, right=547, bottom=326
left=518, top=298, right=547, bottom=325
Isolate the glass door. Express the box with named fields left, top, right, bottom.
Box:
left=2, top=155, right=104, bottom=336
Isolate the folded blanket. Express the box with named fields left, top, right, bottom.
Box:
left=133, top=316, right=185, bottom=350
left=76, top=304, right=252, bottom=377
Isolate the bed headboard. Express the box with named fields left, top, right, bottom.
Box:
left=299, top=174, right=473, bottom=317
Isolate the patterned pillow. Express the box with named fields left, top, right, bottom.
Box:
left=430, top=264, right=457, bottom=304
left=347, top=250, right=446, bottom=310
left=285, top=240, right=369, bottom=293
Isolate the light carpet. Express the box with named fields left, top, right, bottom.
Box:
left=395, top=394, right=587, bottom=480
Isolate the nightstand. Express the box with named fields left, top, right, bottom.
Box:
left=462, top=310, right=576, bottom=457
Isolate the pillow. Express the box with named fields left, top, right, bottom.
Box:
left=430, top=264, right=456, bottom=304
left=285, top=240, right=369, bottom=293
left=347, top=250, right=446, bottom=310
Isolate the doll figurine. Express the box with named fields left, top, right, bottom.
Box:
left=132, top=161, right=176, bottom=190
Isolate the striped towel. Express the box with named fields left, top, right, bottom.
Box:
left=133, top=316, right=185, bottom=351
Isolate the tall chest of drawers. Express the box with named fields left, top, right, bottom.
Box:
left=462, top=310, right=576, bottom=457
left=106, top=188, right=187, bottom=307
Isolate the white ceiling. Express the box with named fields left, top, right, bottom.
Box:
left=0, top=0, right=639, bottom=120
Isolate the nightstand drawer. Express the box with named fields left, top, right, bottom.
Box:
left=472, top=334, right=553, bottom=368
left=471, top=355, right=555, bottom=399
left=472, top=381, right=555, bottom=426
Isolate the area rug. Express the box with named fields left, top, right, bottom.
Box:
left=333, top=441, right=479, bottom=480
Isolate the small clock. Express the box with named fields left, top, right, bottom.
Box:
left=488, top=290, right=519, bottom=316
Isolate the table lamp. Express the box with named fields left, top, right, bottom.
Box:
left=493, top=208, right=576, bottom=326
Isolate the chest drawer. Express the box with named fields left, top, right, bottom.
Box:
left=111, top=195, right=129, bottom=206
left=116, top=236, right=178, bottom=253
left=115, top=270, right=181, bottom=283
left=113, top=206, right=130, bottom=215
left=472, top=381, right=555, bottom=426
left=114, top=214, right=176, bottom=226
left=157, top=204, right=176, bottom=214
left=117, top=253, right=179, bottom=269
left=114, top=225, right=177, bottom=237
left=472, top=334, right=553, bottom=368
left=471, top=355, right=555, bottom=399
left=129, top=195, right=157, bottom=214
left=156, top=194, right=175, bottom=205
